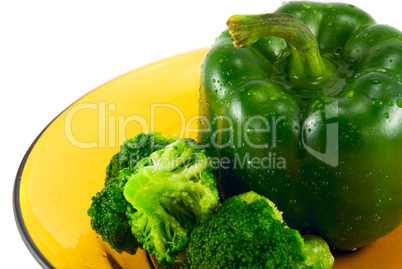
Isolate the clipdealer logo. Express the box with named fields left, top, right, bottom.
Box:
left=63, top=100, right=339, bottom=168
left=63, top=102, right=200, bottom=149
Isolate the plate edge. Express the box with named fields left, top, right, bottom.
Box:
left=13, top=122, right=56, bottom=269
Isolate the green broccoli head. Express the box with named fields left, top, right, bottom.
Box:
left=106, top=132, right=179, bottom=181
left=185, top=191, right=334, bottom=269
left=123, top=138, right=220, bottom=265
left=87, top=168, right=140, bottom=254
left=88, top=132, right=178, bottom=254
left=302, top=234, right=335, bottom=269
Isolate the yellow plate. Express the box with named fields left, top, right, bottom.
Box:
left=13, top=48, right=402, bottom=268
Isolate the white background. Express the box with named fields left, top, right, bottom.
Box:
left=1, top=0, right=400, bottom=268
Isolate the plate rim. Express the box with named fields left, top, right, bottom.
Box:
left=11, top=71, right=109, bottom=267
left=13, top=118, right=56, bottom=269
left=11, top=84, right=160, bottom=269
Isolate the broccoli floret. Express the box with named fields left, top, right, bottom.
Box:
left=106, top=132, right=179, bottom=181
left=302, top=234, right=335, bottom=269
left=185, top=191, right=334, bottom=269
left=88, top=168, right=139, bottom=254
left=88, top=132, right=179, bottom=254
left=123, top=138, right=220, bottom=266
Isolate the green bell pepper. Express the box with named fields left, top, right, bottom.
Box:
left=199, top=1, right=402, bottom=250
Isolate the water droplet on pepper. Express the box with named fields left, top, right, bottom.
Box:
left=371, top=98, right=383, bottom=107
left=369, top=78, right=381, bottom=84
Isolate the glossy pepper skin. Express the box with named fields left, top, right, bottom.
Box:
left=199, top=1, right=402, bottom=250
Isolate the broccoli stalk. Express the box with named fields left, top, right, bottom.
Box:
left=87, top=132, right=179, bottom=254
left=185, top=191, right=334, bottom=269
left=123, top=138, right=220, bottom=265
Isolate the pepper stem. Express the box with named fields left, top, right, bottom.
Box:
left=227, top=13, right=332, bottom=88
